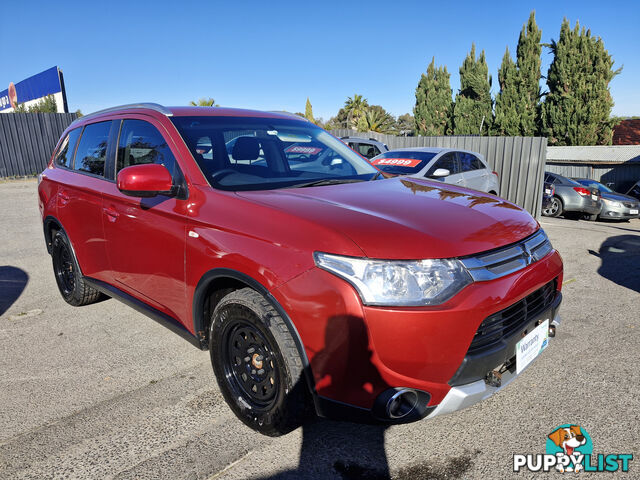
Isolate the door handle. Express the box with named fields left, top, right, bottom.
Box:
left=103, top=206, right=119, bottom=222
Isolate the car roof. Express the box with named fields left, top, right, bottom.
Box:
left=68, top=103, right=309, bottom=129
left=385, top=147, right=482, bottom=156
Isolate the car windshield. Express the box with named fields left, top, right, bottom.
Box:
left=369, top=151, right=438, bottom=175
left=576, top=179, right=612, bottom=193
left=171, top=116, right=377, bottom=190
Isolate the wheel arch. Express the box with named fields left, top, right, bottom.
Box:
left=43, top=216, right=85, bottom=276
left=192, top=268, right=315, bottom=393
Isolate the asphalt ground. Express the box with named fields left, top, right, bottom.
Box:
left=1, top=178, right=638, bottom=479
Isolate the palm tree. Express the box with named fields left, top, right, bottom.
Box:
left=344, top=94, right=369, bottom=129
left=359, top=107, right=395, bottom=134
left=189, top=97, right=217, bottom=107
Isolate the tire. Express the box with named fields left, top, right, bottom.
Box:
left=543, top=196, right=563, bottom=217
left=51, top=230, right=103, bottom=306
left=209, top=288, right=307, bottom=436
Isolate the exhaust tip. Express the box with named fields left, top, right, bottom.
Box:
left=386, top=389, right=419, bottom=419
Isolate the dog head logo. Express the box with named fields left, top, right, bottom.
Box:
left=546, top=425, right=592, bottom=473
left=548, top=425, right=586, bottom=456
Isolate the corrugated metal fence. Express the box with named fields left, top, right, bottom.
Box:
left=331, top=129, right=548, bottom=218
left=0, top=113, right=77, bottom=177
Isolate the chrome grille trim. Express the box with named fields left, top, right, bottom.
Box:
left=460, top=230, right=553, bottom=282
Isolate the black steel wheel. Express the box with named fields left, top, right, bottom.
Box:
left=210, top=288, right=307, bottom=436
left=222, top=320, right=279, bottom=410
left=51, top=230, right=103, bottom=306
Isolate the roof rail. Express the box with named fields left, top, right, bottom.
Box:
left=70, top=103, right=172, bottom=126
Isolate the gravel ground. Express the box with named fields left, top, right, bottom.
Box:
left=0, top=178, right=638, bottom=479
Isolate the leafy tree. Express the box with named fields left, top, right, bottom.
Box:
left=304, top=97, right=314, bottom=123
left=540, top=19, right=621, bottom=145
left=493, top=48, right=521, bottom=135
left=515, top=11, right=542, bottom=136
left=344, top=94, right=369, bottom=129
left=356, top=105, right=395, bottom=134
left=13, top=95, right=58, bottom=113
left=396, top=113, right=415, bottom=136
left=452, top=44, right=493, bottom=135
left=189, top=97, right=218, bottom=106
left=414, top=57, right=453, bottom=135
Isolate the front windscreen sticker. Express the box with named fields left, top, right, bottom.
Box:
left=285, top=145, right=323, bottom=155
left=371, top=158, right=422, bottom=167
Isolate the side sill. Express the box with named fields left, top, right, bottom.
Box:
left=84, top=277, right=203, bottom=350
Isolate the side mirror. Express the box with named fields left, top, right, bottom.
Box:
left=117, top=164, right=173, bottom=197
left=430, top=168, right=450, bottom=178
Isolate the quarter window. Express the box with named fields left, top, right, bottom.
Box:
left=54, top=128, right=82, bottom=168
left=74, top=121, right=111, bottom=176
left=117, top=120, right=176, bottom=178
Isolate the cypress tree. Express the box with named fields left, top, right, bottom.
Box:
left=413, top=57, right=453, bottom=135
left=305, top=97, right=314, bottom=123
left=493, top=48, right=521, bottom=136
left=452, top=44, right=493, bottom=135
left=516, top=11, right=542, bottom=136
left=541, top=19, right=621, bottom=145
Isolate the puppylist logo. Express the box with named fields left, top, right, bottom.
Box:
left=513, top=424, right=633, bottom=473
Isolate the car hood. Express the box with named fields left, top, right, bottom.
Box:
left=237, top=177, right=539, bottom=259
left=602, top=192, right=638, bottom=203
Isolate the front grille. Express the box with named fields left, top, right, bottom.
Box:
left=468, top=280, right=557, bottom=355
left=460, top=229, right=553, bottom=282
left=623, top=202, right=638, bottom=209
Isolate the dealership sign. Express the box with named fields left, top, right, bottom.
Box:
left=0, top=66, right=68, bottom=112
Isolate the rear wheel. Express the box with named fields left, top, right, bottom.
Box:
left=209, top=288, right=307, bottom=436
left=543, top=196, right=563, bottom=217
left=51, top=230, right=103, bottom=306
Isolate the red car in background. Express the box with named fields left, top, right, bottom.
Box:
left=38, top=104, right=563, bottom=436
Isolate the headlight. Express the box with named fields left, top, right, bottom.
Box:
left=604, top=199, right=622, bottom=207
left=314, top=252, right=472, bottom=306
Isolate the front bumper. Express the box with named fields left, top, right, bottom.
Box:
left=427, top=310, right=561, bottom=419
left=275, top=248, right=563, bottom=423
left=600, top=204, right=640, bottom=219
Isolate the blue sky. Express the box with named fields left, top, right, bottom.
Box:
left=1, top=1, right=638, bottom=120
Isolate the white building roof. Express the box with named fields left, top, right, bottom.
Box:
left=547, top=145, right=640, bottom=163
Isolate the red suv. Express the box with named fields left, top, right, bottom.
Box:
left=38, top=104, right=563, bottom=436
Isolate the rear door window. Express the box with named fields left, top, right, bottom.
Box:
left=74, top=121, right=112, bottom=176
left=459, top=152, right=485, bottom=171
left=116, top=119, right=177, bottom=178
left=54, top=128, right=82, bottom=168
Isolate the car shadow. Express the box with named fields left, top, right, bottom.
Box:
left=0, top=266, right=29, bottom=316
left=255, top=315, right=392, bottom=479
left=588, top=234, right=640, bottom=293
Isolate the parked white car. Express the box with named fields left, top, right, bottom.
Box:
left=370, top=147, right=500, bottom=195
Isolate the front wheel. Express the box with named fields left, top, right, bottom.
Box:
left=209, top=288, right=307, bottom=436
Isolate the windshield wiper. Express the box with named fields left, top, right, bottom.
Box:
left=287, top=178, right=366, bottom=189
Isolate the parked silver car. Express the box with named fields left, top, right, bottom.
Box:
left=369, top=148, right=500, bottom=194
left=574, top=178, right=640, bottom=221
left=340, top=136, right=389, bottom=160
left=542, top=172, right=602, bottom=220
